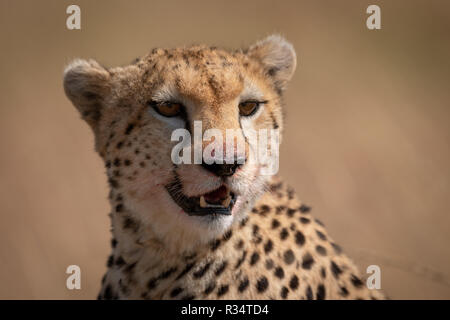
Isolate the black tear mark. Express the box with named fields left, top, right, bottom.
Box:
left=269, top=111, right=279, bottom=129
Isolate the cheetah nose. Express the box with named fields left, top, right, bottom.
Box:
left=201, top=156, right=245, bottom=177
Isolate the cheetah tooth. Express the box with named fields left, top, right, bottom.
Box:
left=200, top=196, right=207, bottom=208
left=222, top=195, right=231, bottom=208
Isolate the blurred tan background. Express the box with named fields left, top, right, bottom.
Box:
left=0, top=0, right=449, bottom=299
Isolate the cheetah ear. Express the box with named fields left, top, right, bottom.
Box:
left=247, top=35, right=297, bottom=93
left=63, top=59, right=111, bottom=132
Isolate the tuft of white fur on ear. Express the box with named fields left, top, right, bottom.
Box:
left=247, top=34, right=297, bottom=92
left=63, top=59, right=111, bottom=131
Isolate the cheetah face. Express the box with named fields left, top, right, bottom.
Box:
left=64, top=35, right=296, bottom=244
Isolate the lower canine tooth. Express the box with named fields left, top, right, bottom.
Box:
left=200, top=196, right=207, bottom=208
left=222, top=195, right=231, bottom=208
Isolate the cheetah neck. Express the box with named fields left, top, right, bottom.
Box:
left=105, top=203, right=256, bottom=299
left=108, top=200, right=254, bottom=265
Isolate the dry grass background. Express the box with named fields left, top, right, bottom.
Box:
left=0, top=0, right=449, bottom=299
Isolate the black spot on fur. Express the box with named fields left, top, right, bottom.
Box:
left=316, top=230, right=327, bottom=241
left=215, top=261, right=228, bottom=276
left=317, top=284, right=326, bottom=300
left=287, top=208, right=297, bottom=217
left=108, top=178, right=119, bottom=189
left=340, top=286, right=349, bottom=297
left=118, top=279, right=129, bottom=295
left=103, top=284, right=113, bottom=300
left=235, top=250, right=247, bottom=269
left=270, top=182, right=283, bottom=191
left=281, top=286, right=289, bottom=299
left=148, top=267, right=177, bottom=291
left=124, top=262, right=136, bottom=274
left=256, top=276, right=269, bottom=293
left=250, top=252, right=260, bottom=266
left=176, top=262, right=195, bottom=280
left=204, top=282, right=216, bottom=294
left=265, top=259, right=274, bottom=270
left=350, top=274, right=364, bottom=288
left=160, top=267, right=178, bottom=280
left=295, top=231, right=305, bottom=246
left=331, top=242, right=342, bottom=254
left=217, top=285, right=229, bottom=297
left=316, top=245, right=327, bottom=256
left=240, top=217, right=249, bottom=228
left=170, top=287, right=184, bottom=298
left=283, top=249, right=295, bottom=265
left=315, top=218, right=325, bottom=226
left=204, top=282, right=216, bottom=295
left=238, top=277, right=249, bottom=292
left=306, top=286, right=313, bottom=300
left=125, top=123, right=134, bottom=135
left=264, top=239, right=273, bottom=254
left=147, top=278, right=158, bottom=290
left=115, top=256, right=126, bottom=267
left=107, top=255, right=114, bottom=267
left=287, top=188, right=295, bottom=199
left=184, top=252, right=197, bottom=261
left=300, top=217, right=310, bottom=224
left=122, top=216, right=139, bottom=232
left=331, top=261, right=343, bottom=279
left=302, top=253, right=315, bottom=270
left=299, top=204, right=311, bottom=213
left=193, top=262, right=212, bottom=279
left=271, top=219, right=280, bottom=229
left=289, top=275, right=299, bottom=290
left=259, top=205, right=270, bottom=215
left=210, top=239, right=221, bottom=251
left=222, top=230, right=233, bottom=241
left=280, top=228, right=289, bottom=240
left=275, top=267, right=285, bottom=279
left=275, top=205, right=286, bottom=214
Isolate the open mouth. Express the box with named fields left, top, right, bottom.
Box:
left=165, top=178, right=237, bottom=216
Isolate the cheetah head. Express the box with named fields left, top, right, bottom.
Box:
left=64, top=35, right=296, bottom=248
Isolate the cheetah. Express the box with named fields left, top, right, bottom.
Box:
left=63, top=35, right=385, bottom=300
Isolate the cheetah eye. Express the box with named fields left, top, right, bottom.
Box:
left=150, top=101, right=183, bottom=117
left=239, top=101, right=262, bottom=117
